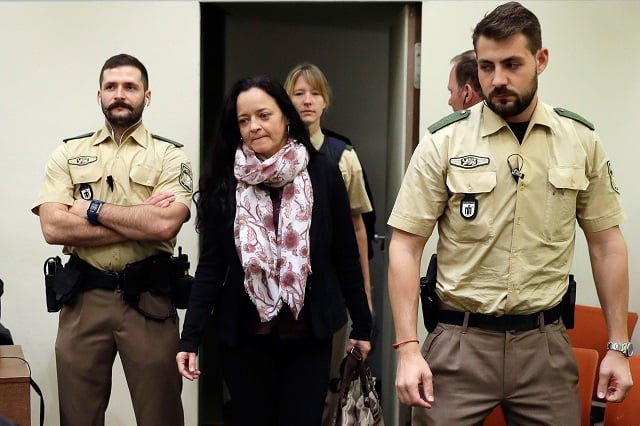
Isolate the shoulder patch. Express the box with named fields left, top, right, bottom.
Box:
left=553, top=108, right=595, bottom=130
left=428, top=110, right=471, bottom=134
left=63, top=132, right=94, bottom=143
left=152, top=134, right=184, bottom=148
left=344, top=144, right=354, bottom=151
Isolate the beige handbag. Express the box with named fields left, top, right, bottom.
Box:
left=331, top=347, right=384, bottom=426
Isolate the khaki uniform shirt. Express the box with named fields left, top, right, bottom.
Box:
left=388, top=102, right=625, bottom=315
left=33, top=124, right=193, bottom=271
left=310, top=130, right=372, bottom=215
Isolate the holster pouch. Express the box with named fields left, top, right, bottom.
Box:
left=561, top=274, right=577, bottom=329
left=170, top=247, right=193, bottom=309
left=43, top=256, right=81, bottom=312
left=420, top=253, right=439, bottom=333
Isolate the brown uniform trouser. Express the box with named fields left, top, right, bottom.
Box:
left=55, top=289, right=183, bottom=426
left=413, top=317, right=580, bottom=426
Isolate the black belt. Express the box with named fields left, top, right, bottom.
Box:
left=436, top=303, right=562, bottom=332
left=69, top=255, right=124, bottom=290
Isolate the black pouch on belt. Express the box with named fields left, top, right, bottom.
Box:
left=420, top=253, right=439, bottom=333
left=47, top=256, right=81, bottom=310
left=170, top=247, right=193, bottom=309
left=561, top=274, right=577, bottom=329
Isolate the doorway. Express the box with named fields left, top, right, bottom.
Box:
left=200, top=3, right=420, bottom=424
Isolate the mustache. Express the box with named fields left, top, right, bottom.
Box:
left=107, top=101, right=133, bottom=111
left=489, top=87, right=518, bottom=97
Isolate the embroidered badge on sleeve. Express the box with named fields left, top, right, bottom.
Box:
left=607, top=161, right=620, bottom=194
left=179, top=163, right=193, bottom=193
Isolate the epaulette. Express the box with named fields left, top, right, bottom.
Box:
left=63, top=132, right=94, bottom=143
left=427, top=110, right=471, bottom=134
left=152, top=134, right=184, bottom=148
left=554, top=107, right=595, bottom=130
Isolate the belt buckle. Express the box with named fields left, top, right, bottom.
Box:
left=109, top=271, right=123, bottom=290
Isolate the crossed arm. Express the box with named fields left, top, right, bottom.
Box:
left=38, top=191, right=190, bottom=247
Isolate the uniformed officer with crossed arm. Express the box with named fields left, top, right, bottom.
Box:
left=387, top=3, right=632, bottom=425
left=32, top=53, right=192, bottom=426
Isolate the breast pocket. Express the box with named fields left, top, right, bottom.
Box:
left=445, top=171, right=496, bottom=242
left=545, top=167, right=588, bottom=241
left=129, top=163, right=161, bottom=197
left=69, top=163, right=102, bottom=200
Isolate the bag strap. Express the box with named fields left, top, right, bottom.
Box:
left=30, top=377, right=45, bottom=426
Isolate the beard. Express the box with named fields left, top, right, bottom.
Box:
left=484, top=76, right=537, bottom=118
left=102, top=100, right=144, bottom=127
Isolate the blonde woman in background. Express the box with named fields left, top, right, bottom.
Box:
left=285, top=63, right=374, bottom=423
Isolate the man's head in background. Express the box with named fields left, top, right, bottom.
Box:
left=447, top=49, right=482, bottom=111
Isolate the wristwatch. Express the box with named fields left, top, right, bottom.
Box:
left=87, top=199, right=104, bottom=225
left=606, top=341, right=634, bottom=357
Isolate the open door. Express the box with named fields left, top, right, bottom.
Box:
left=200, top=2, right=421, bottom=424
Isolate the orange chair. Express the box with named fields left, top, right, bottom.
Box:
left=574, top=347, right=599, bottom=426
left=484, top=405, right=505, bottom=426
left=603, top=354, right=640, bottom=426
left=483, top=347, right=599, bottom=426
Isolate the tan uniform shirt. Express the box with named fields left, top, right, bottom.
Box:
left=389, top=102, right=625, bottom=315
left=310, top=130, right=372, bottom=215
left=33, top=124, right=193, bottom=271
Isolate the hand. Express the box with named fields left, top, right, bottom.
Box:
left=144, top=191, right=175, bottom=207
left=176, top=351, right=201, bottom=381
left=596, top=351, right=634, bottom=402
left=347, top=339, right=372, bottom=360
left=395, top=344, right=434, bottom=408
left=69, top=199, right=91, bottom=218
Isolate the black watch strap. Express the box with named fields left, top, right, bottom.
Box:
left=87, top=199, right=104, bottom=225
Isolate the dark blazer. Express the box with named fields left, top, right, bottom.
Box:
left=179, top=154, right=371, bottom=352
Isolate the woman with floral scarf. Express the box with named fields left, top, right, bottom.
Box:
left=176, top=76, right=371, bottom=425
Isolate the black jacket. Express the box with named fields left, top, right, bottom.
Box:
left=179, top=154, right=371, bottom=352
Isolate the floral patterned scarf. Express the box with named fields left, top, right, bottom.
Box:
left=234, top=139, right=313, bottom=322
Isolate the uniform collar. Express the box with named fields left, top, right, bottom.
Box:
left=92, top=123, right=149, bottom=148
left=309, top=128, right=324, bottom=151
left=481, top=100, right=553, bottom=138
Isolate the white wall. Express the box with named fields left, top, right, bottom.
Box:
left=0, top=2, right=200, bottom=425
left=420, top=1, right=640, bottom=348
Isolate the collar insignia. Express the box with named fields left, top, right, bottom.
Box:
left=450, top=155, right=490, bottom=169
left=68, top=156, right=97, bottom=166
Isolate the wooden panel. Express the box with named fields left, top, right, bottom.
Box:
left=0, top=345, right=30, bottom=426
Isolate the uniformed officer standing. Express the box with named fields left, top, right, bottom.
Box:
left=388, top=3, right=633, bottom=425
left=32, top=54, right=192, bottom=426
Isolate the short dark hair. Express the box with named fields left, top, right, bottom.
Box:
left=99, top=53, right=149, bottom=90
left=451, top=50, right=481, bottom=94
left=472, top=1, right=542, bottom=55
left=195, top=76, right=316, bottom=232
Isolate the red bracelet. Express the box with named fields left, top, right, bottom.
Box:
left=392, top=339, right=419, bottom=349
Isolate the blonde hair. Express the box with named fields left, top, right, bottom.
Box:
left=284, top=62, right=332, bottom=109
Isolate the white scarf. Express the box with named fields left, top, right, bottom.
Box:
left=234, top=140, right=313, bottom=322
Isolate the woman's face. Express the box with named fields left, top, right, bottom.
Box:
left=289, top=76, right=327, bottom=130
left=237, top=87, right=290, bottom=158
